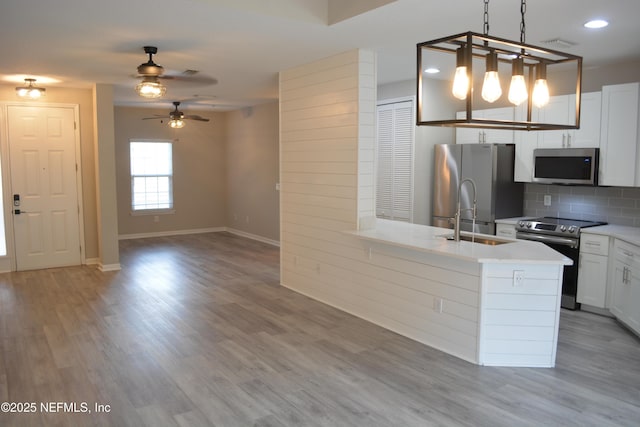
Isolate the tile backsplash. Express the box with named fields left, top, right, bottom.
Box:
left=524, top=184, right=640, bottom=227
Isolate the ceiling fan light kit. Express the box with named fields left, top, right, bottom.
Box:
left=136, top=77, right=166, bottom=98
left=16, top=78, right=46, bottom=99
left=416, top=0, right=582, bottom=131
left=142, top=101, right=210, bottom=129
left=135, top=46, right=167, bottom=98
left=169, top=118, right=185, bottom=129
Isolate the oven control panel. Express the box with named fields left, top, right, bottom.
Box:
left=517, top=220, right=578, bottom=235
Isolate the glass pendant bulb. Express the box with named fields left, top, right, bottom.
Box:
left=481, top=51, right=502, bottom=103
left=169, top=119, right=185, bottom=129
left=508, top=57, right=528, bottom=106
left=135, top=77, right=166, bottom=99
left=532, top=63, right=550, bottom=108
left=452, top=47, right=469, bottom=100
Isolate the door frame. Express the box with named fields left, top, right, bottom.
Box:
left=0, top=102, right=86, bottom=271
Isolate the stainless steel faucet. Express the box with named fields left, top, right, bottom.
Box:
left=454, top=178, right=477, bottom=242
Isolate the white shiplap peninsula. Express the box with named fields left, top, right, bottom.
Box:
left=278, top=50, right=570, bottom=370
left=346, top=219, right=572, bottom=368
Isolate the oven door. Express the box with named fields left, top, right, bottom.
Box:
left=516, top=232, right=580, bottom=310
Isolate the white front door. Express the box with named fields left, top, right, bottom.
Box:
left=7, top=105, right=81, bottom=271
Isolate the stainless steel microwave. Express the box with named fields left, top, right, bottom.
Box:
left=533, top=148, right=599, bottom=185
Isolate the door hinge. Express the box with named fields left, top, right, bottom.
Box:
left=76, top=163, right=78, bottom=172
left=74, top=122, right=77, bottom=130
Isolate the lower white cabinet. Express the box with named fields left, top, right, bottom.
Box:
left=609, top=239, right=640, bottom=334
left=577, top=233, right=609, bottom=308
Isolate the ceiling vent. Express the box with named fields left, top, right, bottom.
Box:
left=540, top=38, right=577, bottom=48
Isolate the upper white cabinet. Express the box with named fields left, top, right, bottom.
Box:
left=599, top=82, right=640, bottom=187
left=535, top=92, right=601, bottom=149
left=513, top=104, right=537, bottom=182
left=456, top=107, right=514, bottom=144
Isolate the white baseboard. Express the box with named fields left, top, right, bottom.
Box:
left=84, top=257, right=100, bottom=266
left=0, top=256, right=11, bottom=273
left=99, top=263, right=121, bottom=272
left=118, top=227, right=226, bottom=240
left=225, top=228, right=280, bottom=247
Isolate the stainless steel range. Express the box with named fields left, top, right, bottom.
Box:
left=516, top=217, right=607, bottom=310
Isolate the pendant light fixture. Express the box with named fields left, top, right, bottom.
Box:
left=452, top=47, right=470, bottom=100
left=532, top=63, right=550, bottom=108
left=480, top=1, right=502, bottom=103
left=416, top=0, right=582, bottom=131
left=508, top=57, right=528, bottom=106
left=481, top=51, right=502, bottom=103
left=16, top=78, right=46, bottom=99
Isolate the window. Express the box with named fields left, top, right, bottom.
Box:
left=130, top=141, right=173, bottom=212
left=376, top=99, right=414, bottom=222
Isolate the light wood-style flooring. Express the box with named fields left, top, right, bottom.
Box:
left=0, top=232, right=639, bottom=426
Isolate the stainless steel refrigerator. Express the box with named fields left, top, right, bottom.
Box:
left=432, top=144, right=523, bottom=235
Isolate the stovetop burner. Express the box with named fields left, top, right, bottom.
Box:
left=516, top=216, right=607, bottom=237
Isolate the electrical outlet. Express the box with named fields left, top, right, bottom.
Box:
left=543, top=194, right=552, bottom=206
left=245, top=215, right=250, bottom=223
left=153, top=215, right=159, bottom=223
left=433, top=297, right=443, bottom=313
left=513, top=270, right=525, bottom=287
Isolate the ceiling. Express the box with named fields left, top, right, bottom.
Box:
left=1, top=0, right=639, bottom=111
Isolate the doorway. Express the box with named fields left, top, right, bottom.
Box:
left=6, top=104, right=83, bottom=271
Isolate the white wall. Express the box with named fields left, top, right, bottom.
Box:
left=280, top=50, right=481, bottom=363
left=377, top=79, right=456, bottom=225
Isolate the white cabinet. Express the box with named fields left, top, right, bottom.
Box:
left=495, top=223, right=516, bottom=239
left=577, top=233, right=609, bottom=308
left=512, top=93, right=600, bottom=183
left=610, top=239, right=640, bottom=334
left=513, top=104, right=537, bottom=182
left=456, top=107, right=514, bottom=144
left=535, top=92, right=601, bottom=149
left=599, top=83, right=640, bottom=187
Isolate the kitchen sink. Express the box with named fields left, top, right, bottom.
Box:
left=440, top=234, right=512, bottom=246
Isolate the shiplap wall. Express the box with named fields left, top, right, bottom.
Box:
left=279, top=49, right=482, bottom=363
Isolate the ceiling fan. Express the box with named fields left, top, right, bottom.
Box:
left=134, top=46, right=218, bottom=98
left=142, top=101, right=210, bottom=128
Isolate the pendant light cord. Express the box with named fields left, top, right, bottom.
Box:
left=520, top=0, right=526, bottom=43
left=483, top=0, right=490, bottom=35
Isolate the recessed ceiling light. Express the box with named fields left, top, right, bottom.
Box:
left=424, top=68, right=440, bottom=74
left=584, top=19, right=609, bottom=29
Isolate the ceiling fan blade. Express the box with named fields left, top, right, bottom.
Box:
left=159, top=73, right=218, bottom=85
left=142, top=116, right=170, bottom=120
left=183, top=115, right=210, bottom=122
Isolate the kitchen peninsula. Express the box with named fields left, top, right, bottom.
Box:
left=346, top=219, right=572, bottom=368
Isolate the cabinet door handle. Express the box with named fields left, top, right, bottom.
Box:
left=623, top=266, right=630, bottom=284
left=567, top=134, right=572, bottom=147
left=622, top=250, right=635, bottom=258
left=562, top=134, right=566, bottom=148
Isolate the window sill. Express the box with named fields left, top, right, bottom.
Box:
left=130, top=209, right=175, bottom=216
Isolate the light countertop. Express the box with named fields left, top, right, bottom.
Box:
left=582, top=224, right=640, bottom=247
left=346, top=219, right=572, bottom=265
